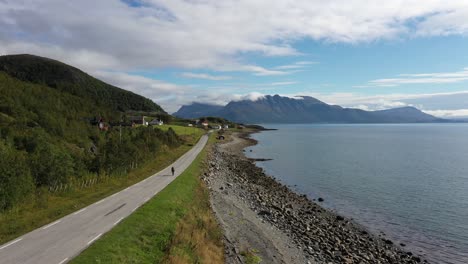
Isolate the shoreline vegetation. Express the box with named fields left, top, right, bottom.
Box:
left=205, top=129, right=428, bottom=263
left=0, top=125, right=204, bottom=245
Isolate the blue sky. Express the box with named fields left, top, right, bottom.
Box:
left=157, top=35, right=468, bottom=95
left=1, top=0, right=468, bottom=117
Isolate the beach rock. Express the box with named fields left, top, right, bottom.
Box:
left=318, top=197, right=324, bottom=202
left=258, top=210, right=271, bottom=216
left=384, top=239, right=393, bottom=245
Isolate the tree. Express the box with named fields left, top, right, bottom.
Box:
left=0, top=141, right=34, bottom=210
left=29, top=143, right=75, bottom=186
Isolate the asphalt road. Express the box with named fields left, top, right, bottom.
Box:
left=0, top=134, right=209, bottom=264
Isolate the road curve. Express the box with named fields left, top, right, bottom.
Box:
left=0, top=134, right=209, bottom=264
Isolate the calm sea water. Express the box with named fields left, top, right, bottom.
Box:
left=245, top=124, right=468, bottom=264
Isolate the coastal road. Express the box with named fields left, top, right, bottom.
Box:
left=0, top=134, right=209, bottom=264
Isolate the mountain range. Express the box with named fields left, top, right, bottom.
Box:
left=175, top=95, right=445, bottom=123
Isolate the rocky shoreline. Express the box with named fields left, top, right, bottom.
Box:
left=204, top=131, right=428, bottom=264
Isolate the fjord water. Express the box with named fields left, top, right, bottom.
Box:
left=245, top=124, right=468, bottom=264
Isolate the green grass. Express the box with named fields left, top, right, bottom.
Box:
left=241, top=249, right=262, bottom=264
left=0, top=132, right=203, bottom=245
left=157, top=125, right=205, bottom=147
left=158, top=124, right=204, bottom=136
left=71, top=133, right=222, bottom=264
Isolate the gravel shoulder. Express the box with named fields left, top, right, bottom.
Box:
left=204, top=131, right=428, bottom=264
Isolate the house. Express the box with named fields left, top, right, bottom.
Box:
left=97, top=117, right=109, bottom=131
left=201, top=121, right=209, bottom=127
left=223, top=124, right=229, bottom=129
left=128, top=116, right=146, bottom=126
left=149, top=119, right=164, bottom=125
left=188, top=123, right=193, bottom=127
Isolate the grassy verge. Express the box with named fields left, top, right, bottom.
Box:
left=159, top=125, right=204, bottom=138
left=0, top=126, right=204, bottom=245
left=71, top=134, right=223, bottom=263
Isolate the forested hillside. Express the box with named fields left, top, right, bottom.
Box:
left=0, top=54, right=164, bottom=113
left=0, top=64, right=177, bottom=211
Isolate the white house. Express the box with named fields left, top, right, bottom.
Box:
left=149, top=119, right=164, bottom=125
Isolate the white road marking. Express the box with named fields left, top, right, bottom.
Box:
left=0, top=238, right=22, bottom=250
left=58, top=257, right=68, bottom=264
left=73, top=208, right=86, bottom=215
left=132, top=206, right=138, bottom=213
left=113, top=217, right=124, bottom=226
left=124, top=187, right=130, bottom=191
left=95, top=199, right=104, bottom=205
left=42, top=220, right=61, bottom=230
left=110, top=193, right=118, bottom=198
left=144, top=197, right=150, bottom=203
left=87, top=233, right=102, bottom=245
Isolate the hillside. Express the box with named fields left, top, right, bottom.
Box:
left=0, top=54, right=165, bottom=113
left=175, top=95, right=444, bottom=123
left=0, top=56, right=178, bottom=211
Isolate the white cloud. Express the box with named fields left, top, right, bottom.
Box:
left=181, top=72, right=232, bottom=81
left=232, top=92, right=266, bottom=102
left=366, top=68, right=468, bottom=87
left=416, top=8, right=468, bottom=37
left=274, top=65, right=304, bottom=70
left=237, top=65, right=289, bottom=76
left=423, top=109, right=468, bottom=118
left=296, top=61, right=318, bottom=65
left=274, top=61, right=318, bottom=70
left=2, top=0, right=468, bottom=73
left=270, top=81, right=298, bottom=86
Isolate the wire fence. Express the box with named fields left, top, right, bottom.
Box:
left=47, top=174, right=113, bottom=193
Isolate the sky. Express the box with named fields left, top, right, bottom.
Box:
left=1, top=0, right=468, bottom=117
